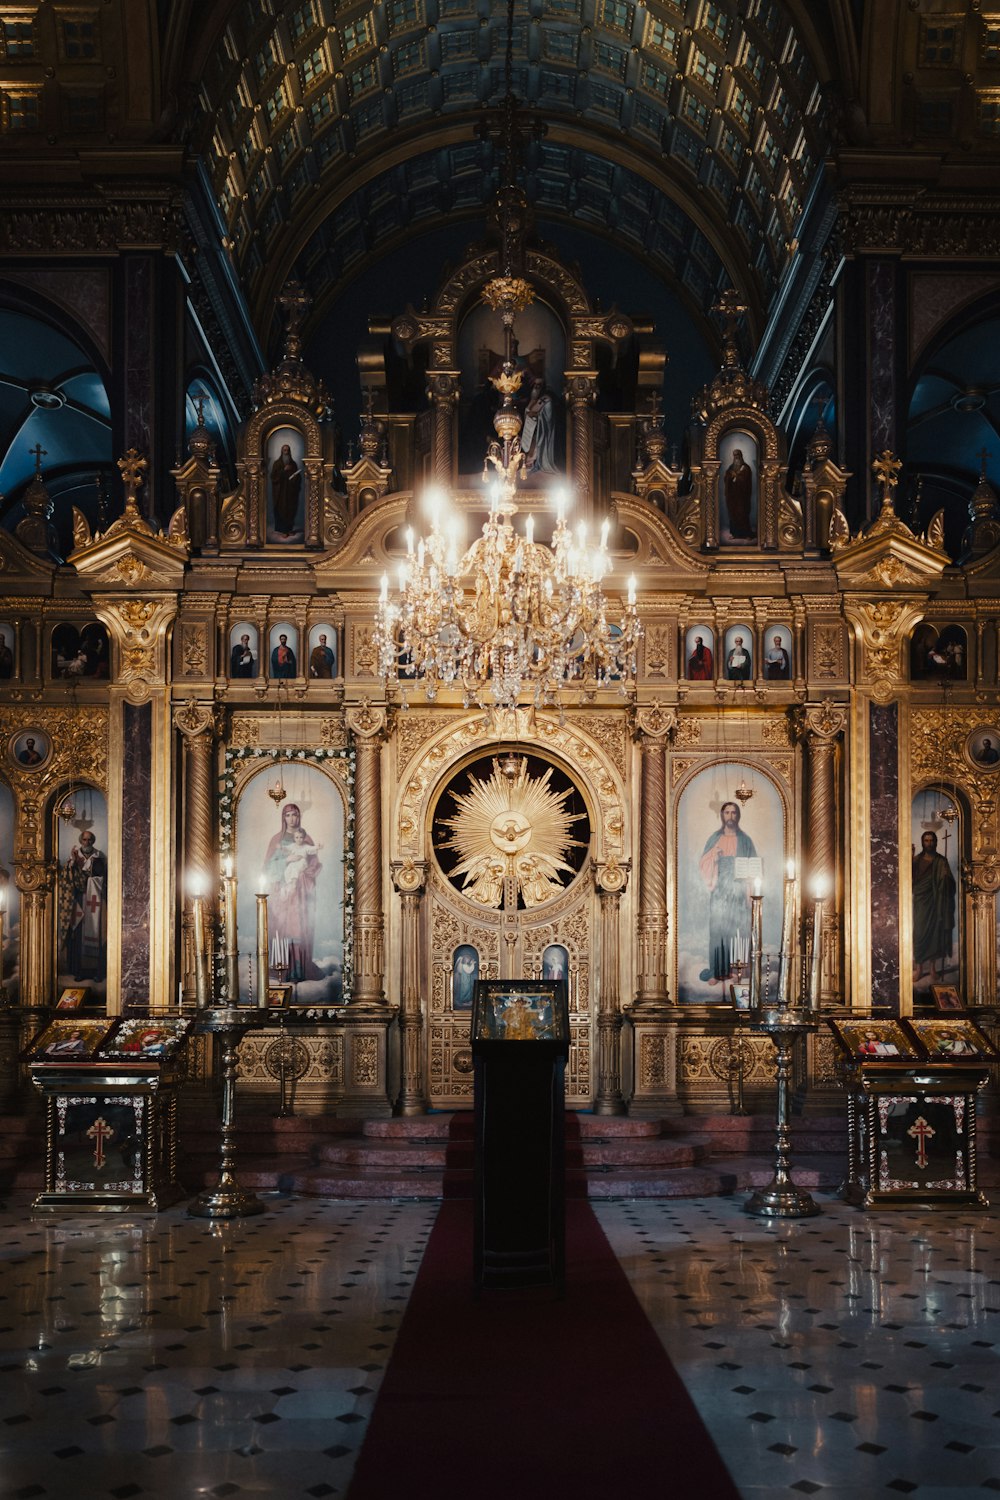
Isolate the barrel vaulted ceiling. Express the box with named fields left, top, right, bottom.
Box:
left=184, top=0, right=838, bottom=346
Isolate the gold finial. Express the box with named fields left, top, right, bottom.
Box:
left=872, top=449, right=902, bottom=497
left=117, top=448, right=148, bottom=506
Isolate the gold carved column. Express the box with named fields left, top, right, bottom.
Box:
left=427, top=372, right=460, bottom=486
left=629, top=704, right=682, bottom=1117
left=347, top=703, right=388, bottom=1009
left=797, top=701, right=847, bottom=1005
left=340, top=703, right=393, bottom=1117
left=593, top=856, right=629, bottom=1116
left=963, top=859, right=999, bottom=1008
left=173, top=701, right=220, bottom=1007
left=566, top=373, right=598, bottom=507
left=391, top=860, right=428, bottom=1116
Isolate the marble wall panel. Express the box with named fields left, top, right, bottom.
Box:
left=869, top=701, right=900, bottom=1008
left=120, top=703, right=151, bottom=1004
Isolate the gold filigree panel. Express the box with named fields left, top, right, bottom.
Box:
left=680, top=1031, right=773, bottom=1086
left=912, top=708, right=1000, bottom=859
left=395, top=712, right=627, bottom=865
left=236, top=1029, right=345, bottom=1087
left=0, top=706, right=108, bottom=860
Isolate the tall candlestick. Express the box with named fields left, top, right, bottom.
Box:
left=222, top=861, right=239, bottom=1005
left=256, top=892, right=270, bottom=1009
left=192, top=893, right=211, bottom=1009
left=777, top=861, right=796, bottom=1007
left=809, top=880, right=826, bottom=1011
left=749, top=890, right=764, bottom=1009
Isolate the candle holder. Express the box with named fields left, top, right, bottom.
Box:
left=188, top=1004, right=265, bottom=1219
left=745, top=1004, right=821, bottom=1218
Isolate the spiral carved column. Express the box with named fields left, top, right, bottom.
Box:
left=566, top=373, right=597, bottom=508
left=347, top=704, right=388, bottom=1009
left=174, top=702, right=220, bottom=1008
left=593, top=857, right=629, bottom=1116
left=392, top=861, right=428, bottom=1115
left=427, top=372, right=460, bottom=487
left=633, top=707, right=676, bottom=1010
left=797, top=703, right=847, bottom=1006
left=629, top=706, right=682, bottom=1117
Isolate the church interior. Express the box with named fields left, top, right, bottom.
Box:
left=2, top=0, right=1000, bottom=1494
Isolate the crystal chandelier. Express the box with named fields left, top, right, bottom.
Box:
left=375, top=8, right=639, bottom=711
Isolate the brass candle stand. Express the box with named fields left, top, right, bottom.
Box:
left=188, top=1003, right=265, bottom=1219
left=745, top=1000, right=820, bottom=1219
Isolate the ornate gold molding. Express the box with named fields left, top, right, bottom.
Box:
left=843, top=599, right=924, bottom=703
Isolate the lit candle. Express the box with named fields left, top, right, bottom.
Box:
left=555, top=492, right=565, bottom=525
left=405, top=527, right=414, bottom=556
left=525, top=514, right=534, bottom=545
left=600, top=518, right=610, bottom=550
left=256, top=886, right=270, bottom=1009
left=221, top=858, right=239, bottom=1005
left=190, top=875, right=210, bottom=1009
left=809, top=878, right=826, bottom=1011
left=777, top=860, right=796, bottom=1007
left=627, top=574, right=637, bottom=606
left=380, top=572, right=388, bottom=603
left=749, top=883, right=764, bottom=1009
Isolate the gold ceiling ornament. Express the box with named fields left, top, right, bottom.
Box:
left=438, top=755, right=586, bottom=910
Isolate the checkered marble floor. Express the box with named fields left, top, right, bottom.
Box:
left=3, top=1189, right=1000, bottom=1498
left=595, top=1195, right=1000, bottom=1498
left=0, top=1192, right=436, bottom=1499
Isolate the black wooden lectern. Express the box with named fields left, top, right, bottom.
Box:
left=471, top=978, right=569, bottom=1292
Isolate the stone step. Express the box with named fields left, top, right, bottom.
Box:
left=360, top=1113, right=666, bottom=1141
left=307, top=1138, right=708, bottom=1170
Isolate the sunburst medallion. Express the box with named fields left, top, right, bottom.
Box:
left=438, top=756, right=586, bottom=909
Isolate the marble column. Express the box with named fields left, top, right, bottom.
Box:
left=593, top=857, right=629, bottom=1116
left=347, top=703, right=388, bottom=1010
left=391, top=860, right=428, bottom=1116
left=869, top=701, right=900, bottom=1009
left=427, top=373, right=459, bottom=487
left=798, top=702, right=847, bottom=1007
left=174, top=702, right=219, bottom=1008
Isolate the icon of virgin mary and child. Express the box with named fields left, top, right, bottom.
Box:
left=262, top=803, right=323, bottom=982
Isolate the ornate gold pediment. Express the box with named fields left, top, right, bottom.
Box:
left=68, top=449, right=189, bottom=590
left=831, top=451, right=949, bottom=590
left=610, top=494, right=711, bottom=580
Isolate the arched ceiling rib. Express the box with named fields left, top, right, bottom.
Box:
left=186, top=0, right=832, bottom=341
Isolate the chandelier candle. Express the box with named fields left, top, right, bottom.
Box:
left=221, top=856, right=239, bottom=1005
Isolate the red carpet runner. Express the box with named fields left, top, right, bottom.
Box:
left=348, top=1199, right=739, bottom=1500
